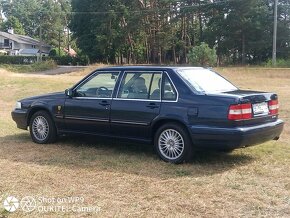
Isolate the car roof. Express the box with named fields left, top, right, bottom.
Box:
left=97, top=66, right=205, bottom=71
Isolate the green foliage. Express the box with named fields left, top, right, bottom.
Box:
left=30, top=60, right=57, bottom=71
left=69, top=0, right=290, bottom=65
left=0, top=56, right=39, bottom=64
left=51, top=55, right=89, bottom=66
left=1, top=16, right=25, bottom=34
left=0, top=60, right=57, bottom=73
left=0, top=54, right=89, bottom=67
left=204, top=0, right=274, bottom=65
left=70, top=0, right=212, bottom=64
left=188, top=43, right=217, bottom=67
left=70, top=0, right=132, bottom=63
left=49, top=48, right=66, bottom=57
left=1, top=0, right=71, bottom=48
left=264, top=59, right=290, bottom=68
left=1, top=0, right=290, bottom=65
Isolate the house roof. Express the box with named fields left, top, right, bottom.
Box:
left=19, top=49, right=40, bottom=55
left=0, top=31, right=50, bottom=48
left=64, top=47, right=77, bottom=57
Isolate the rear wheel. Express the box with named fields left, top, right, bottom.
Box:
left=29, top=111, right=57, bottom=144
left=154, top=123, right=194, bottom=163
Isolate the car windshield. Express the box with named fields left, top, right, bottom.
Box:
left=177, top=68, right=238, bottom=93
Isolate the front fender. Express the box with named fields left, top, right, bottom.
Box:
left=27, top=102, right=53, bottom=125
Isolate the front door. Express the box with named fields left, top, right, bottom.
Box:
left=110, top=71, right=162, bottom=140
left=64, top=71, right=120, bottom=134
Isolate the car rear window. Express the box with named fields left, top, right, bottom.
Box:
left=177, top=68, right=238, bottom=93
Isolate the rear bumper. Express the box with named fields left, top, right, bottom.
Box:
left=11, top=109, right=28, bottom=130
left=188, top=119, right=284, bottom=150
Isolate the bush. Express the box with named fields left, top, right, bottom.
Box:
left=0, top=55, right=89, bottom=66
left=264, top=59, right=290, bottom=68
left=0, top=56, right=51, bottom=64
left=188, top=43, right=217, bottom=67
left=49, top=48, right=66, bottom=57
left=30, top=60, right=57, bottom=71
left=0, top=60, right=57, bottom=73
left=51, top=55, right=90, bottom=66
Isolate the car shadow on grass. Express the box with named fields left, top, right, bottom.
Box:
left=0, top=133, right=255, bottom=179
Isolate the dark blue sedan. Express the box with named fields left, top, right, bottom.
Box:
left=11, top=66, right=284, bottom=163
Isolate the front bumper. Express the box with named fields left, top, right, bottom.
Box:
left=189, top=119, right=284, bottom=150
left=11, top=109, right=28, bottom=130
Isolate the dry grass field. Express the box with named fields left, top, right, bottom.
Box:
left=0, top=67, right=289, bottom=217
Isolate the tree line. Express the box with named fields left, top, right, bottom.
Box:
left=1, top=0, right=290, bottom=65
left=0, top=0, right=71, bottom=52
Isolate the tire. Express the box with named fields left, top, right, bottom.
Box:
left=154, top=123, right=194, bottom=164
left=29, top=110, right=57, bottom=144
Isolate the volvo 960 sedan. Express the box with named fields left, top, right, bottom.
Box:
left=12, top=66, right=284, bottom=163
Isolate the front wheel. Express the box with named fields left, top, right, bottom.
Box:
left=154, top=123, right=194, bottom=164
left=29, top=111, right=57, bottom=144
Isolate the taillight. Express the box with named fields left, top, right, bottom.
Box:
left=268, top=100, right=279, bottom=115
left=228, top=103, right=252, bottom=120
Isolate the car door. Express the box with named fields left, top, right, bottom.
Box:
left=110, top=71, right=162, bottom=139
left=64, top=71, right=120, bottom=134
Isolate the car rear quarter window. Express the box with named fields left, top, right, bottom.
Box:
left=162, top=74, right=177, bottom=101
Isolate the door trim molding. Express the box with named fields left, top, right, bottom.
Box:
left=111, top=120, right=149, bottom=126
left=65, top=116, right=109, bottom=123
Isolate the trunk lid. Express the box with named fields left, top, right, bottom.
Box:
left=209, top=90, right=279, bottom=126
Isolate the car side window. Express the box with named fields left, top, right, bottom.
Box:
left=162, top=74, right=177, bottom=101
left=118, top=72, right=162, bottom=100
left=74, top=72, right=119, bottom=98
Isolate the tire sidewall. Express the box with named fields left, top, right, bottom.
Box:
left=154, top=123, right=193, bottom=163
left=29, top=111, right=56, bottom=144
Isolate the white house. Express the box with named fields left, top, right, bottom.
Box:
left=0, top=29, right=51, bottom=56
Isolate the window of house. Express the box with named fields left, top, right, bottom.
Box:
left=4, top=39, right=9, bottom=47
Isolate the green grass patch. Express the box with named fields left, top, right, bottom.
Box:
left=0, top=60, right=57, bottom=73
left=263, top=58, right=290, bottom=68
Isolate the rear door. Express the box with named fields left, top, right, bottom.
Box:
left=64, top=71, right=120, bottom=134
left=110, top=71, right=162, bottom=139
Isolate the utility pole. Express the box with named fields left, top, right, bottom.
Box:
left=272, top=0, right=278, bottom=67
left=39, top=24, right=43, bottom=62
left=67, top=28, right=70, bottom=53
left=39, top=12, right=43, bottom=62
left=58, top=29, right=61, bottom=56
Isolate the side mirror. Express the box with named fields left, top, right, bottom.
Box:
left=65, top=89, right=73, bottom=98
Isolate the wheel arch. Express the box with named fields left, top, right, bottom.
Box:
left=27, top=106, right=53, bottom=127
left=151, top=118, right=190, bottom=142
